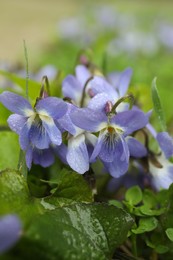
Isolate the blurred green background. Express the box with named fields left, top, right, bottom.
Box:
left=0, top=0, right=173, bottom=131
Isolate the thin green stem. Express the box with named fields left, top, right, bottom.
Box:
left=23, top=40, right=29, bottom=100
left=131, top=233, right=138, bottom=258
left=18, top=149, right=28, bottom=180
left=80, top=76, right=94, bottom=107
left=110, top=93, right=134, bottom=115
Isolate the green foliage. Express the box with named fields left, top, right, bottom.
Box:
left=110, top=184, right=173, bottom=257
left=0, top=131, right=20, bottom=171
left=0, top=169, right=133, bottom=259
left=151, top=77, right=166, bottom=131
left=0, top=70, right=40, bottom=102
left=165, top=228, right=173, bottom=242
left=49, top=168, right=93, bottom=202
left=132, top=217, right=158, bottom=234
left=125, top=185, right=143, bottom=206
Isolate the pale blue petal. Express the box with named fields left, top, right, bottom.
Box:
left=71, top=108, right=107, bottom=132
left=33, top=148, right=55, bottom=167
left=0, top=214, right=22, bottom=253
left=0, top=91, right=33, bottom=115
left=117, top=68, right=133, bottom=97
left=75, top=65, right=91, bottom=87
left=88, top=92, right=113, bottom=112
left=90, top=132, right=104, bottom=162
left=126, top=136, right=147, bottom=158
left=103, top=137, right=129, bottom=177
left=36, top=97, right=67, bottom=119
left=67, top=134, right=89, bottom=174
left=42, top=119, right=62, bottom=146
left=29, top=123, right=50, bottom=149
left=57, top=103, right=76, bottom=135
left=103, top=158, right=129, bottom=178
left=19, top=122, right=31, bottom=150
left=25, top=145, right=33, bottom=169
left=85, top=133, right=97, bottom=160
left=89, top=76, right=118, bottom=99
left=111, top=110, right=148, bottom=136
left=62, top=75, right=82, bottom=102
left=54, top=143, right=68, bottom=164
left=8, top=114, right=27, bottom=134
left=157, top=132, right=173, bottom=158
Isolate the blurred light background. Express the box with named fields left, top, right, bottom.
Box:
left=1, top=0, right=173, bottom=67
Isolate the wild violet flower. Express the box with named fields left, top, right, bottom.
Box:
left=149, top=154, right=173, bottom=191
left=66, top=128, right=97, bottom=174
left=71, top=107, right=148, bottom=177
left=62, top=65, right=91, bottom=106
left=0, top=91, right=68, bottom=168
left=0, top=214, right=22, bottom=254
left=87, top=68, right=132, bottom=113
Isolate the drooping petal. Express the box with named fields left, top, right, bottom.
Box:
left=116, top=68, right=133, bottom=97
left=66, top=134, right=89, bottom=174
left=36, top=97, right=67, bottom=119
left=157, top=132, right=173, bottom=158
left=29, top=123, right=50, bottom=149
left=107, top=68, right=132, bottom=96
left=32, top=148, right=55, bottom=167
left=71, top=108, right=107, bottom=132
left=54, top=143, right=68, bottom=164
left=149, top=154, right=173, bottom=190
left=111, top=110, right=148, bottom=136
left=126, top=136, right=147, bottom=158
left=90, top=131, right=105, bottom=162
left=8, top=114, right=27, bottom=134
left=0, top=91, right=33, bottom=116
left=62, top=75, right=82, bottom=103
left=19, top=115, right=35, bottom=150
left=146, top=123, right=157, bottom=138
left=85, top=132, right=98, bottom=160
left=99, top=133, right=129, bottom=163
left=103, top=158, right=129, bottom=178
left=75, top=65, right=91, bottom=87
left=103, top=137, right=129, bottom=177
left=25, top=145, right=33, bottom=169
left=88, top=92, right=113, bottom=112
left=88, top=76, right=118, bottom=100
left=41, top=117, right=62, bottom=146
left=0, top=214, right=22, bottom=253
left=57, top=103, right=76, bottom=135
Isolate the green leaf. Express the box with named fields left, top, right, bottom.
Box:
left=0, top=131, right=20, bottom=170
left=140, top=205, right=166, bottom=216
left=151, top=77, right=166, bottom=131
left=108, top=200, right=123, bottom=209
left=166, top=228, right=173, bottom=242
left=143, top=189, right=157, bottom=208
left=0, top=170, right=133, bottom=259
left=0, top=70, right=40, bottom=102
left=20, top=203, right=133, bottom=260
left=0, top=169, right=42, bottom=224
left=132, top=217, right=158, bottom=234
left=155, top=245, right=169, bottom=254
left=50, top=168, right=93, bottom=202
left=125, top=185, right=142, bottom=205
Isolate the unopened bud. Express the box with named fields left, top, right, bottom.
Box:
left=105, top=101, right=113, bottom=114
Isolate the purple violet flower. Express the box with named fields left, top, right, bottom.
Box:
left=87, top=68, right=132, bottom=113
left=62, top=65, right=91, bottom=106
left=71, top=107, right=148, bottom=177
left=0, top=214, right=22, bottom=254
left=0, top=91, right=68, bottom=168
left=149, top=154, right=173, bottom=190
left=146, top=123, right=173, bottom=159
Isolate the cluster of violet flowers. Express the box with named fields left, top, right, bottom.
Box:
left=0, top=62, right=173, bottom=191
